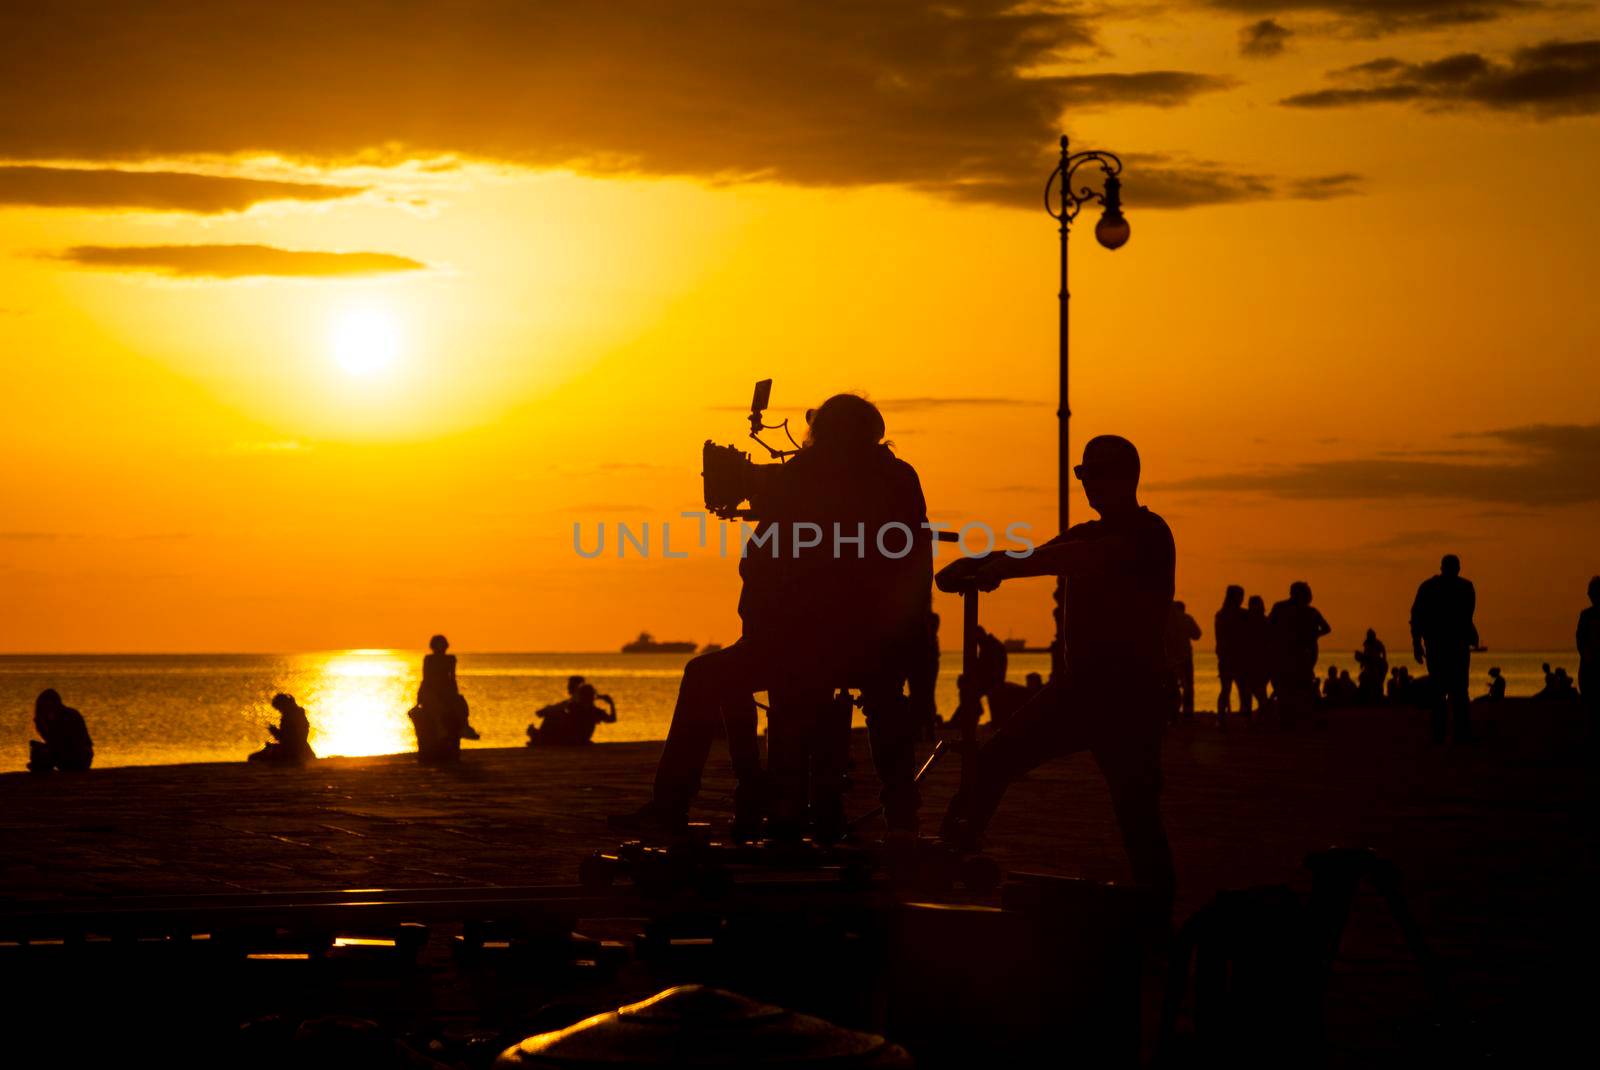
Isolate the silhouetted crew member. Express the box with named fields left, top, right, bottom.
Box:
left=613, top=394, right=932, bottom=839
left=249, top=693, right=315, bottom=765
left=1579, top=576, right=1600, bottom=721
left=1354, top=629, right=1388, bottom=704
left=1268, top=582, right=1329, bottom=728
left=941, top=435, right=1176, bottom=919
left=1485, top=666, right=1506, bottom=702
left=28, top=689, right=93, bottom=773
left=1410, top=554, right=1479, bottom=744
left=1214, top=585, right=1246, bottom=724
left=1237, top=594, right=1271, bottom=719
left=1165, top=601, right=1201, bottom=722
left=907, top=611, right=942, bottom=740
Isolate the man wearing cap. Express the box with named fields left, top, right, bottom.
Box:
left=941, top=434, right=1176, bottom=917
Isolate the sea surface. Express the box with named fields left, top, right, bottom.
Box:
left=0, top=649, right=1573, bottom=772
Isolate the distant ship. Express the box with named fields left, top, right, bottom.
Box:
left=621, top=631, right=697, bottom=654
left=1004, top=637, right=1055, bottom=654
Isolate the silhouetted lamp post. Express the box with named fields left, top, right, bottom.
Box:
left=1045, top=135, right=1128, bottom=661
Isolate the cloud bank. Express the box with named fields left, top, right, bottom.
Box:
left=1156, top=423, right=1600, bottom=505
left=0, top=1, right=1340, bottom=210
left=1284, top=38, right=1600, bottom=114
left=0, top=166, right=364, bottom=212
left=1207, top=1, right=1549, bottom=36
left=54, top=244, right=427, bottom=279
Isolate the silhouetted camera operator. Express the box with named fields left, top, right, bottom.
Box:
left=940, top=434, right=1176, bottom=919
left=613, top=393, right=932, bottom=839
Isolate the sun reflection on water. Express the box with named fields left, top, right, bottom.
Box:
left=297, top=650, right=415, bottom=758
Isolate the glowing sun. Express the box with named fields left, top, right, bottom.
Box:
left=331, top=306, right=401, bottom=376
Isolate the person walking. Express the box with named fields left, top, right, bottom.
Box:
left=1410, top=554, right=1479, bottom=744
left=1214, top=585, right=1246, bottom=728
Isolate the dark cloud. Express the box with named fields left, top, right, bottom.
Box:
left=1285, top=172, right=1363, bottom=199
left=0, top=2, right=1257, bottom=210
left=1240, top=18, right=1295, bottom=57
left=1207, top=1, right=1546, bottom=36
left=1283, top=38, right=1600, bottom=114
left=1154, top=422, right=1600, bottom=506
left=1115, top=154, right=1362, bottom=208
left=52, top=244, right=427, bottom=279
left=0, top=166, right=364, bottom=212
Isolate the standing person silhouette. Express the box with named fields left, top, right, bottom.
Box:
left=1268, top=582, right=1330, bottom=729
left=1238, top=594, right=1271, bottom=719
left=1577, top=576, right=1600, bottom=724
left=941, top=435, right=1176, bottom=921
left=1213, top=585, right=1246, bottom=727
left=1410, top=554, right=1479, bottom=744
left=1164, top=601, right=1201, bottom=723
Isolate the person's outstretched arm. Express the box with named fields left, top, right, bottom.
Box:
left=598, top=695, right=617, bottom=723
left=970, top=535, right=1128, bottom=589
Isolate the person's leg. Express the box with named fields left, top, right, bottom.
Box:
left=863, top=677, right=920, bottom=835
left=1095, top=710, right=1176, bottom=922
left=1446, top=657, right=1473, bottom=742
left=720, top=692, right=767, bottom=830
left=810, top=689, right=855, bottom=842
left=1218, top=666, right=1234, bottom=715
left=944, top=680, right=1087, bottom=842
left=1427, top=663, right=1448, bottom=744
left=651, top=644, right=769, bottom=815
left=766, top=686, right=827, bottom=839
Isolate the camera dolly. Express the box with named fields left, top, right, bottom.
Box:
left=579, top=572, right=1007, bottom=899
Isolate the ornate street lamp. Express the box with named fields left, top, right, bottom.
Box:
left=1044, top=135, right=1128, bottom=663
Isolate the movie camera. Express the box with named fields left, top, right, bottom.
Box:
left=702, top=379, right=801, bottom=521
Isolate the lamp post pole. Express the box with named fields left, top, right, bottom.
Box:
left=1045, top=135, right=1129, bottom=665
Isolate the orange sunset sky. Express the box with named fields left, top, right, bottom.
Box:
left=2, top=1, right=1597, bottom=653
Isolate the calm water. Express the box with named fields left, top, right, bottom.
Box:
left=0, top=649, right=1572, bottom=772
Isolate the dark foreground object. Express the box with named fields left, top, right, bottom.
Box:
left=0, top=696, right=1592, bottom=1065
